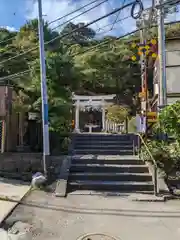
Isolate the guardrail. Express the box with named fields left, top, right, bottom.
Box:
left=136, top=133, right=158, bottom=196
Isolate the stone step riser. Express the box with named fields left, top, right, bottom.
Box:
left=73, top=140, right=134, bottom=145
left=69, top=174, right=152, bottom=182
left=73, top=145, right=133, bottom=150
left=72, top=134, right=134, bottom=139
left=69, top=183, right=154, bottom=192
left=72, top=159, right=143, bottom=165
left=73, top=150, right=134, bottom=155
left=73, top=140, right=133, bottom=144
left=70, top=165, right=149, bottom=173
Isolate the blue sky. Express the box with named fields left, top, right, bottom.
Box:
left=0, top=0, right=180, bottom=36
left=0, top=0, right=27, bottom=31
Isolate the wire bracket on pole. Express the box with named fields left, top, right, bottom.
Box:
left=131, top=0, right=144, bottom=19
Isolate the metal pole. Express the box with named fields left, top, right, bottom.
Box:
left=157, top=0, right=167, bottom=108
left=139, top=17, right=147, bottom=136
left=38, top=0, right=50, bottom=177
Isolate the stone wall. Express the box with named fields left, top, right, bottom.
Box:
left=0, top=153, right=63, bottom=182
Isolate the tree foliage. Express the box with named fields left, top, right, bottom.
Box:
left=106, top=105, right=129, bottom=123
left=0, top=18, right=180, bottom=137
left=159, top=101, right=180, bottom=141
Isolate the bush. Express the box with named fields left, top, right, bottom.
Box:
left=141, top=140, right=180, bottom=177
left=106, top=104, right=129, bottom=124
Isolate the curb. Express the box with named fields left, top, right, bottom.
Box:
left=128, top=193, right=166, bottom=202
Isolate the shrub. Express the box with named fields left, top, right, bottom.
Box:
left=106, top=104, right=129, bottom=124
left=141, top=140, right=180, bottom=177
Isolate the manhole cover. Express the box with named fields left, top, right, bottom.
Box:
left=77, top=233, right=118, bottom=240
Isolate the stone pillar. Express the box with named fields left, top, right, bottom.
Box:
left=75, top=100, right=80, bottom=132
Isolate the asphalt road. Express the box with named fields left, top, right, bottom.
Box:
left=3, top=189, right=180, bottom=240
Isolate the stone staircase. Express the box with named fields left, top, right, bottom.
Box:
left=67, top=134, right=154, bottom=193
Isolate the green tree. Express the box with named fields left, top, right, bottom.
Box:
left=159, top=101, right=180, bottom=142
left=60, top=22, right=96, bottom=46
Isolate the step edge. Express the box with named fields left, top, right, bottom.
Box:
left=69, top=181, right=154, bottom=185
left=69, top=172, right=151, bottom=176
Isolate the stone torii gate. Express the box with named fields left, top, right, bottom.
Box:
left=72, top=94, right=116, bottom=132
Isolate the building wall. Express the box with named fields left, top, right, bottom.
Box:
left=153, top=38, right=180, bottom=106
left=167, top=97, right=180, bottom=105
left=166, top=39, right=180, bottom=95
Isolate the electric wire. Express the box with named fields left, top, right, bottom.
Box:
left=48, top=0, right=106, bottom=26
left=0, top=0, right=137, bottom=66
left=110, top=0, right=127, bottom=30
left=0, top=0, right=108, bottom=59
left=0, top=0, right=178, bottom=47
left=1, top=0, right=180, bottom=80
left=1, top=18, right=180, bottom=82
left=0, top=0, right=106, bottom=46
left=51, top=0, right=108, bottom=31
left=0, top=16, right=130, bottom=82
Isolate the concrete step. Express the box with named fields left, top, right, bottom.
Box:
left=73, top=140, right=133, bottom=145
left=70, top=164, right=149, bottom=173
left=68, top=180, right=154, bottom=192
left=73, top=144, right=133, bottom=150
left=69, top=172, right=152, bottom=182
left=72, top=156, right=144, bottom=165
left=72, top=133, right=135, bottom=140
left=72, top=158, right=143, bottom=165
left=73, top=149, right=134, bottom=155
left=72, top=155, right=140, bottom=159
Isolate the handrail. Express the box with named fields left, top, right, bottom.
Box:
left=136, top=133, right=158, bottom=196
left=136, top=133, right=158, bottom=168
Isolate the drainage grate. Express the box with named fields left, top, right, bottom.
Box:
left=77, top=233, right=119, bottom=240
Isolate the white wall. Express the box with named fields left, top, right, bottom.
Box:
left=165, top=39, right=180, bottom=95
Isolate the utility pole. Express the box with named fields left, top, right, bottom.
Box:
left=38, top=0, right=50, bottom=177
left=156, top=0, right=167, bottom=109
left=139, top=15, right=148, bottom=136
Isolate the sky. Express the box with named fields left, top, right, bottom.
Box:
left=0, top=0, right=180, bottom=37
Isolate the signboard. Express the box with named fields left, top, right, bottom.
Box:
left=147, top=112, right=157, bottom=123
left=138, top=91, right=149, bottom=98
left=136, top=114, right=146, bottom=133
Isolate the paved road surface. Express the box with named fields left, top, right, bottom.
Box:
left=3, top=190, right=180, bottom=240
left=0, top=178, right=30, bottom=225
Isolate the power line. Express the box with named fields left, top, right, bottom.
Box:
left=0, top=0, right=177, bottom=48
left=1, top=5, right=180, bottom=81
left=0, top=0, right=106, bottom=46
left=0, top=69, right=31, bottom=81
left=110, top=0, right=127, bottom=30
left=76, top=0, right=107, bottom=33
left=0, top=17, right=135, bottom=82
left=1, top=18, right=180, bottom=82
left=95, top=15, right=131, bottom=36
left=0, top=18, right=127, bottom=82
left=0, top=0, right=108, bottom=57
left=0, top=35, right=16, bottom=45
left=51, top=0, right=108, bottom=31
left=0, top=1, right=136, bottom=66
left=48, top=0, right=105, bottom=26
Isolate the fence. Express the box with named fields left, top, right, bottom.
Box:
left=105, top=120, right=125, bottom=133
